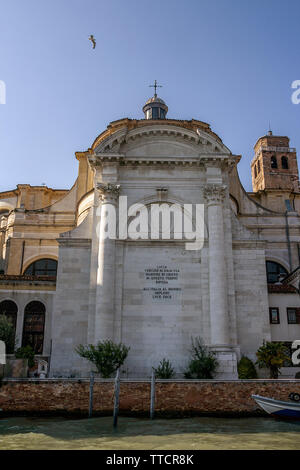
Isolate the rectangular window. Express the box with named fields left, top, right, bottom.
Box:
left=269, top=308, right=280, bottom=324
left=152, top=108, right=159, bottom=119
left=287, top=308, right=298, bottom=324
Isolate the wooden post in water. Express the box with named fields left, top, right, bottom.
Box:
left=150, top=369, right=156, bottom=419
left=113, top=368, right=120, bottom=428
left=88, top=371, right=94, bottom=418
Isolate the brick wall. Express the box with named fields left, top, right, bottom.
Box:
left=0, top=379, right=300, bottom=417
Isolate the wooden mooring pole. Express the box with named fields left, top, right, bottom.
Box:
left=113, top=368, right=120, bottom=428
left=88, top=371, right=94, bottom=418
left=150, top=369, right=156, bottom=419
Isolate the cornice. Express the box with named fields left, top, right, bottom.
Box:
left=88, top=153, right=239, bottom=168
left=57, top=238, right=92, bottom=248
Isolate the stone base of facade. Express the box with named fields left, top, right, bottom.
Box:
left=212, top=345, right=238, bottom=379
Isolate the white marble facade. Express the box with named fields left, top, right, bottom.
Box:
left=49, top=123, right=272, bottom=379
left=2, top=103, right=298, bottom=378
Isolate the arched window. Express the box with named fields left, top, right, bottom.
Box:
left=257, top=160, right=261, bottom=173
left=271, top=156, right=278, bottom=169
left=281, top=156, right=289, bottom=169
left=254, top=165, right=257, bottom=178
left=22, top=301, right=45, bottom=354
left=266, top=261, right=288, bottom=284
left=24, top=259, right=57, bottom=277
left=0, top=300, right=17, bottom=352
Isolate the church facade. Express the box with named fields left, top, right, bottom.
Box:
left=0, top=93, right=299, bottom=378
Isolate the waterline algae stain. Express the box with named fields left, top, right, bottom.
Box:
left=0, top=416, right=299, bottom=450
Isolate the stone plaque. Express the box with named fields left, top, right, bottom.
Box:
left=143, top=265, right=182, bottom=303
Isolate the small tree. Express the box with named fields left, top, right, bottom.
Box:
left=15, top=345, right=35, bottom=368
left=0, top=315, right=15, bottom=354
left=75, top=340, right=130, bottom=378
left=184, top=337, right=218, bottom=379
left=153, top=358, right=175, bottom=379
left=256, top=341, right=289, bottom=379
left=238, top=356, right=257, bottom=379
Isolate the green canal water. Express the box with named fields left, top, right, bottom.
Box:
left=0, top=416, right=300, bottom=450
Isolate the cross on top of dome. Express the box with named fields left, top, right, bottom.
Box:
left=143, top=80, right=168, bottom=120
left=149, top=80, right=162, bottom=98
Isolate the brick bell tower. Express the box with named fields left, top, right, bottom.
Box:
left=251, top=131, right=299, bottom=193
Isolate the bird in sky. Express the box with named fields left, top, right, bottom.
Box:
left=88, top=35, right=96, bottom=49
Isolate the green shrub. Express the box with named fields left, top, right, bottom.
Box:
left=15, top=345, right=35, bottom=368
left=184, top=337, right=218, bottom=379
left=75, top=340, right=130, bottom=378
left=238, top=356, right=257, bottom=379
left=0, top=315, right=16, bottom=354
left=153, top=358, right=175, bottom=379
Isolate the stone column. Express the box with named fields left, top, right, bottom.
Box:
left=95, top=183, right=120, bottom=342
left=204, top=184, right=229, bottom=346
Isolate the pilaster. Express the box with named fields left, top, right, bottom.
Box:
left=94, top=183, right=120, bottom=342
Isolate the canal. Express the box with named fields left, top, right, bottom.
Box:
left=0, top=416, right=299, bottom=450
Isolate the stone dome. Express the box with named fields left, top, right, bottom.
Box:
left=145, top=96, right=167, bottom=106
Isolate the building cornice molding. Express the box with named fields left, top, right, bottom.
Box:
left=232, top=240, right=266, bottom=248
left=88, top=153, right=240, bottom=169
left=57, top=238, right=92, bottom=248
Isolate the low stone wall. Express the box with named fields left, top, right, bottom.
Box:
left=0, top=379, right=299, bottom=417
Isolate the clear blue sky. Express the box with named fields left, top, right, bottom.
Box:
left=0, top=0, right=300, bottom=192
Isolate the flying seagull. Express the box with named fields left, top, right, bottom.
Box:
left=88, top=35, right=96, bottom=49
